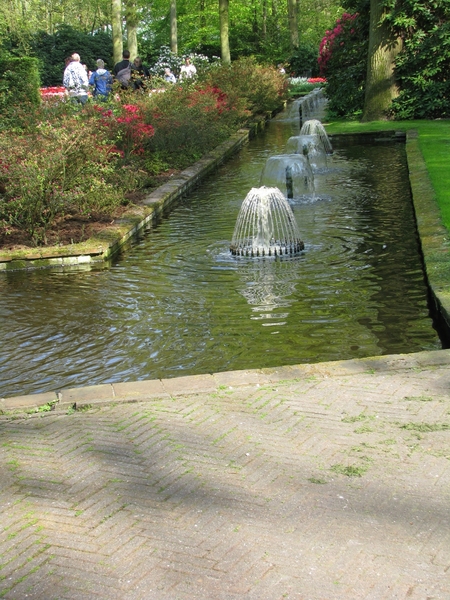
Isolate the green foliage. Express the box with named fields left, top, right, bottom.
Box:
left=144, top=80, right=248, bottom=160
left=0, top=56, right=41, bottom=126
left=0, top=113, right=127, bottom=245
left=389, top=3, right=450, bottom=119
left=201, top=58, right=288, bottom=116
left=0, top=56, right=290, bottom=246
left=30, top=25, right=113, bottom=87
left=288, top=43, right=320, bottom=77
left=318, top=10, right=368, bottom=117
left=321, top=0, right=450, bottom=120
left=138, top=0, right=341, bottom=71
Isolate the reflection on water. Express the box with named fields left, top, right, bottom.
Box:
left=237, top=258, right=299, bottom=322
left=0, top=110, right=442, bottom=397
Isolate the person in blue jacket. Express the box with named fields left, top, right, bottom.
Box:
left=89, top=59, right=113, bottom=100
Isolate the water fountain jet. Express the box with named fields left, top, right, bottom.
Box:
left=260, top=154, right=314, bottom=198
left=300, top=119, right=333, bottom=155
left=230, top=187, right=304, bottom=257
left=285, top=135, right=328, bottom=171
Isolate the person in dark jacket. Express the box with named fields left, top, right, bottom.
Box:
left=114, top=50, right=132, bottom=88
left=131, top=56, right=149, bottom=90
left=89, top=59, right=113, bottom=99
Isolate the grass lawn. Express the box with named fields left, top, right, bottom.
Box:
left=323, top=118, right=450, bottom=232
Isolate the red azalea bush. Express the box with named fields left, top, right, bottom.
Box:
left=318, top=13, right=359, bottom=75
left=92, top=102, right=155, bottom=160
left=318, top=12, right=368, bottom=117
left=144, top=83, right=248, bottom=161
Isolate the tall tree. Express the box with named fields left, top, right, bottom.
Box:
left=126, top=0, right=138, bottom=59
left=170, top=0, right=178, bottom=54
left=111, top=0, right=123, bottom=63
left=361, top=0, right=402, bottom=121
left=288, top=0, right=299, bottom=50
left=219, top=0, right=230, bottom=63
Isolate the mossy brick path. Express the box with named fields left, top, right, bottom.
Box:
left=1, top=350, right=450, bottom=599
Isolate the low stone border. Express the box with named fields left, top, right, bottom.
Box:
left=2, top=348, right=450, bottom=415
left=406, top=130, right=450, bottom=341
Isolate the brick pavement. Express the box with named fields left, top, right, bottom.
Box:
left=1, top=350, right=450, bottom=599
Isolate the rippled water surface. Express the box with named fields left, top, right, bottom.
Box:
left=0, top=110, right=441, bottom=397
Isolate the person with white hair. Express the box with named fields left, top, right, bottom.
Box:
left=164, top=67, right=176, bottom=83
left=63, top=53, right=89, bottom=105
left=89, top=59, right=113, bottom=100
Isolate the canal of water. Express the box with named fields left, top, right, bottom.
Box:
left=0, top=108, right=442, bottom=397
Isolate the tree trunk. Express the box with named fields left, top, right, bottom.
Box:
left=288, top=0, right=299, bottom=50
left=200, top=0, right=206, bottom=29
left=111, top=0, right=123, bottom=64
left=219, top=0, right=231, bottom=64
left=362, top=0, right=402, bottom=121
left=170, top=0, right=178, bottom=54
left=126, top=0, right=138, bottom=60
left=262, top=0, right=267, bottom=38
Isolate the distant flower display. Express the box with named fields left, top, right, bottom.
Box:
left=307, top=78, right=327, bottom=84
left=40, top=86, right=66, bottom=99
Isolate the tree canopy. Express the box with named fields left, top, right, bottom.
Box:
left=1, top=0, right=342, bottom=66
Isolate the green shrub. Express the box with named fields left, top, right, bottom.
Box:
left=0, top=56, right=41, bottom=128
left=201, top=58, right=288, bottom=116
left=30, top=24, right=113, bottom=87
left=0, top=56, right=289, bottom=245
left=288, top=43, right=321, bottom=77
left=143, top=82, right=248, bottom=161
left=0, top=114, right=126, bottom=245
left=390, top=19, right=450, bottom=119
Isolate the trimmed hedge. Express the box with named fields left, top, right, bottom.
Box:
left=0, top=56, right=41, bottom=125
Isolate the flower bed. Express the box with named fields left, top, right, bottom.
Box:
left=40, top=86, right=66, bottom=100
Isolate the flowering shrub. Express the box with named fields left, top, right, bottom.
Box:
left=202, top=58, right=288, bottom=116
left=145, top=83, right=247, bottom=161
left=318, top=13, right=359, bottom=74
left=318, top=12, right=368, bottom=117
left=0, top=56, right=289, bottom=246
left=92, top=102, right=154, bottom=160
left=0, top=117, right=127, bottom=245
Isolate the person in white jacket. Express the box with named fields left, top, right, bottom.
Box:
left=63, top=53, right=89, bottom=105
left=179, top=57, right=197, bottom=80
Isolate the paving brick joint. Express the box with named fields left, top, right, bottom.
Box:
left=1, top=350, right=449, bottom=599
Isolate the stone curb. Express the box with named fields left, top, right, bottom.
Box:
left=2, top=348, right=450, bottom=415
left=405, top=130, right=450, bottom=340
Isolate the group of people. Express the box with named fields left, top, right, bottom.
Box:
left=62, top=51, right=197, bottom=105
